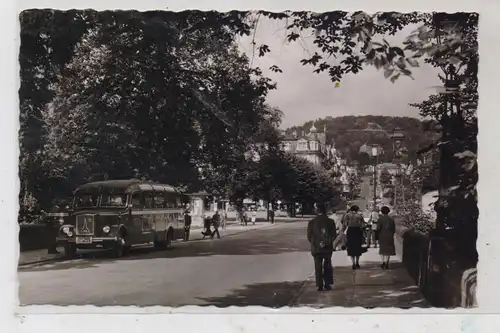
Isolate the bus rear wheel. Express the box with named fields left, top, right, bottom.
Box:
left=154, top=229, right=173, bottom=250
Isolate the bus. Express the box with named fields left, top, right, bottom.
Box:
left=56, top=179, right=188, bottom=258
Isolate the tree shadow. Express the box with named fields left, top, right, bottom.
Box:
left=197, top=281, right=306, bottom=308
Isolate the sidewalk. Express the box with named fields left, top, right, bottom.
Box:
left=290, top=245, right=428, bottom=308
left=18, top=221, right=282, bottom=266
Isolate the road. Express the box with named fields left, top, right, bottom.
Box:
left=19, top=221, right=315, bottom=307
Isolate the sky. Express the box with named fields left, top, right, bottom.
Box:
left=236, top=16, right=442, bottom=129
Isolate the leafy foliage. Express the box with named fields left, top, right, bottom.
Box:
left=399, top=164, right=436, bottom=234
left=19, top=10, right=343, bottom=221
left=251, top=10, right=477, bottom=261
left=19, top=10, right=279, bottom=215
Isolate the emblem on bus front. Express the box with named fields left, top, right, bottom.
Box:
left=81, top=216, right=92, bottom=233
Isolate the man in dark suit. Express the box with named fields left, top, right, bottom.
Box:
left=183, top=207, right=192, bottom=241
left=307, top=202, right=337, bottom=291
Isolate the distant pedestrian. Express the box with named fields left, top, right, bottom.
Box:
left=269, top=208, right=275, bottom=224
left=221, top=209, right=227, bottom=230
left=202, top=216, right=212, bottom=239
left=342, top=204, right=365, bottom=270
left=183, top=208, right=192, bottom=241
left=378, top=206, right=396, bottom=269
left=307, top=202, right=337, bottom=291
left=211, top=211, right=221, bottom=239
left=251, top=209, right=257, bottom=225
left=365, top=206, right=380, bottom=248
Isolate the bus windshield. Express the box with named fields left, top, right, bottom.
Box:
left=74, top=193, right=100, bottom=208
left=100, top=193, right=128, bottom=207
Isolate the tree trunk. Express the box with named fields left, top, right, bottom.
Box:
left=235, top=199, right=244, bottom=223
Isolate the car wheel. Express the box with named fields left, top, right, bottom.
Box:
left=112, top=236, right=127, bottom=258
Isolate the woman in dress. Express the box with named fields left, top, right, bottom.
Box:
left=377, top=206, right=396, bottom=269
left=342, top=205, right=365, bottom=269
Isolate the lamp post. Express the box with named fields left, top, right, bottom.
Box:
left=371, top=146, right=379, bottom=209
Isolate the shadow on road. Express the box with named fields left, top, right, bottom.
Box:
left=197, top=281, right=306, bottom=308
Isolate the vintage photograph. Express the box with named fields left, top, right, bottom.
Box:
left=17, top=9, right=478, bottom=308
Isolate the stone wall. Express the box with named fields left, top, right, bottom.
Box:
left=395, top=217, right=477, bottom=308
left=19, top=224, right=56, bottom=252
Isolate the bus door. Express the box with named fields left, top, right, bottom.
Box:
left=153, top=189, right=167, bottom=237
left=141, top=190, right=156, bottom=243
left=129, top=191, right=146, bottom=244
left=165, top=192, right=182, bottom=239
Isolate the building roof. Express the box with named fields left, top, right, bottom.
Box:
left=283, top=131, right=326, bottom=145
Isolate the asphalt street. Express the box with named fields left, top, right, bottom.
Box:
left=19, top=220, right=316, bottom=307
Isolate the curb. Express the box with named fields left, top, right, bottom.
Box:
left=18, top=222, right=288, bottom=267
left=18, top=255, right=70, bottom=267
left=287, top=272, right=314, bottom=306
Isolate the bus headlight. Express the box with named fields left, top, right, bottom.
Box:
left=102, top=226, right=110, bottom=234
left=67, top=231, right=73, bottom=237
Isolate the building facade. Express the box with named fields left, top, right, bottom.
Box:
left=281, top=124, right=337, bottom=166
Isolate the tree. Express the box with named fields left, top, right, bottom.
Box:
left=19, top=10, right=93, bottom=214
left=248, top=11, right=477, bottom=262
left=379, top=168, right=392, bottom=187
left=23, top=10, right=279, bottom=214
left=358, top=152, right=372, bottom=168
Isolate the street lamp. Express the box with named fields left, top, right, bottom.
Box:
left=371, top=145, right=379, bottom=209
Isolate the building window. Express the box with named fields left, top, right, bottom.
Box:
left=297, top=140, right=308, bottom=150
left=310, top=141, right=317, bottom=151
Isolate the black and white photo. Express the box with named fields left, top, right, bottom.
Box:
left=17, top=9, right=478, bottom=308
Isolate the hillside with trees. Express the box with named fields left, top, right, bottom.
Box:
left=285, top=115, right=434, bottom=164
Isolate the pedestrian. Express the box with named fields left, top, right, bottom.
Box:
left=222, top=209, right=228, bottom=230
left=365, top=206, right=380, bottom=248
left=251, top=209, right=257, bottom=225
left=202, top=215, right=212, bottom=239
left=307, top=202, right=336, bottom=291
left=211, top=210, right=221, bottom=239
left=183, top=207, right=192, bottom=241
left=378, top=206, right=396, bottom=269
left=342, top=204, right=365, bottom=270
left=269, top=207, right=275, bottom=224
left=42, top=209, right=60, bottom=255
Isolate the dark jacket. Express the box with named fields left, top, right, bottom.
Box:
left=211, top=213, right=221, bottom=226
left=184, top=211, right=192, bottom=227
left=342, top=211, right=364, bottom=230
left=307, top=214, right=337, bottom=255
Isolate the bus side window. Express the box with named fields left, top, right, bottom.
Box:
left=165, top=193, right=176, bottom=209
left=131, top=192, right=143, bottom=208
left=155, top=192, right=166, bottom=208
left=144, top=191, right=155, bottom=209
left=175, top=196, right=182, bottom=209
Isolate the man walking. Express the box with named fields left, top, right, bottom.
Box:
left=269, top=207, right=275, bottom=224
left=307, top=202, right=337, bottom=291
left=211, top=210, right=221, bottom=239
left=183, top=206, right=192, bottom=241
left=367, top=206, right=380, bottom=248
